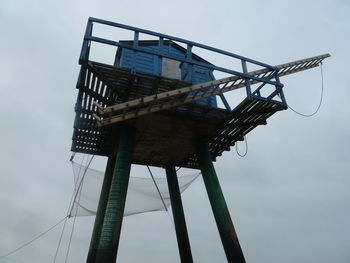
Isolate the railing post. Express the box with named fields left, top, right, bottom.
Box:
left=241, top=60, right=252, bottom=100
left=219, top=93, right=232, bottom=111
left=131, top=31, right=139, bottom=73
left=79, top=19, right=93, bottom=64
left=186, top=44, right=193, bottom=83
left=157, top=37, right=164, bottom=76
left=274, top=72, right=287, bottom=106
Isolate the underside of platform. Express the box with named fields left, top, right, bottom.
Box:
left=72, top=61, right=286, bottom=169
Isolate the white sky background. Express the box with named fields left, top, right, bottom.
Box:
left=0, top=0, right=349, bottom=262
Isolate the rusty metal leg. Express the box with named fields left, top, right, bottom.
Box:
left=95, top=127, right=135, bottom=263
left=196, top=141, right=245, bottom=263
left=165, top=165, right=193, bottom=263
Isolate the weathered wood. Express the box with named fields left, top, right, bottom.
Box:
left=95, top=54, right=329, bottom=126
left=72, top=54, right=329, bottom=168
left=101, top=54, right=329, bottom=114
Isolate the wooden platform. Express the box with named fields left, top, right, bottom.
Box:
left=72, top=62, right=286, bottom=169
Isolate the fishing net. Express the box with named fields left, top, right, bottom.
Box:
left=69, top=162, right=199, bottom=217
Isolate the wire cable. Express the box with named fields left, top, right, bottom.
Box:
left=64, top=155, right=94, bottom=263
left=53, top=154, right=88, bottom=263
left=288, top=62, right=324, bottom=117
left=64, top=196, right=80, bottom=263
left=0, top=154, right=93, bottom=263
left=147, top=166, right=168, bottom=212
left=236, top=136, right=248, bottom=157
left=146, top=166, right=174, bottom=226
left=52, top=216, right=69, bottom=263
left=68, top=155, right=94, bottom=217
left=2, top=257, right=25, bottom=263
left=0, top=216, right=67, bottom=260
left=52, top=178, right=79, bottom=263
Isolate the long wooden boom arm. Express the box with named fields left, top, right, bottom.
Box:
left=93, top=53, right=330, bottom=126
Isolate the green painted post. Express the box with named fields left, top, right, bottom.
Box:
left=86, top=156, right=116, bottom=263
left=196, top=142, right=246, bottom=263
left=165, top=165, right=193, bottom=263
left=95, top=127, right=135, bottom=263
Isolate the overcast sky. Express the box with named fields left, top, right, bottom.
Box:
left=0, top=0, right=349, bottom=262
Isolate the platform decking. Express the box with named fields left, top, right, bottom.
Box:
left=72, top=61, right=285, bottom=168
left=72, top=18, right=328, bottom=168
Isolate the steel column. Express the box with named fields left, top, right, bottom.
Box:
left=196, top=142, right=245, bottom=263
left=95, top=127, right=135, bottom=263
left=165, top=165, right=193, bottom=263
left=86, top=155, right=116, bottom=263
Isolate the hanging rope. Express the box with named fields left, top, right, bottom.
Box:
left=64, top=155, right=94, bottom=263
left=0, top=154, right=94, bottom=263
left=288, top=62, right=324, bottom=117
left=2, top=257, right=25, bottom=263
left=0, top=216, right=67, bottom=261
left=52, top=216, right=69, bottom=263
left=147, top=166, right=168, bottom=212
left=53, top=154, right=94, bottom=263
left=146, top=166, right=174, bottom=226
left=53, top=153, right=88, bottom=263
left=68, top=155, right=95, bottom=217
left=236, top=136, right=248, bottom=157
left=64, top=193, right=80, bottom=263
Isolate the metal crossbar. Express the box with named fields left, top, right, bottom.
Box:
left=93, top=54, right=330, bottom=126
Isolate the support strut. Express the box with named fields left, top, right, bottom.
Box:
left=95, top=127, right=135, bottom=263
left=196, top=141, right=245, bottom=263
left=165, top=165, right=193, bottom=263
left=86, top=155, right=116, bottom=263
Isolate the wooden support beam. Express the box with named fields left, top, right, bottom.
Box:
left=94, top=54, right=330, bottom=126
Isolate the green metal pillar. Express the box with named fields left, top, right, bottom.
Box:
left=165, top=165, right=193, bottom=263
left=86, top=155, right=116, bottom=263
left=196, top=142, right=245, bottom=263
left=95, top=127, right=135, bottom=263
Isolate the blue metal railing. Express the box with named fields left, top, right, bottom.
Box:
left=79, top=17, right=286, bottom=106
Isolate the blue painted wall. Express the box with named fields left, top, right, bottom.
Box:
left=115, top=41, right=217, bottom=108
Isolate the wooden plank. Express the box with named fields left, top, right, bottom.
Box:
left=72, top=54, right=330, bottom=167
left=99, top=54, right=329, bottom=115
left=95, top=54, right=329, bottom=126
